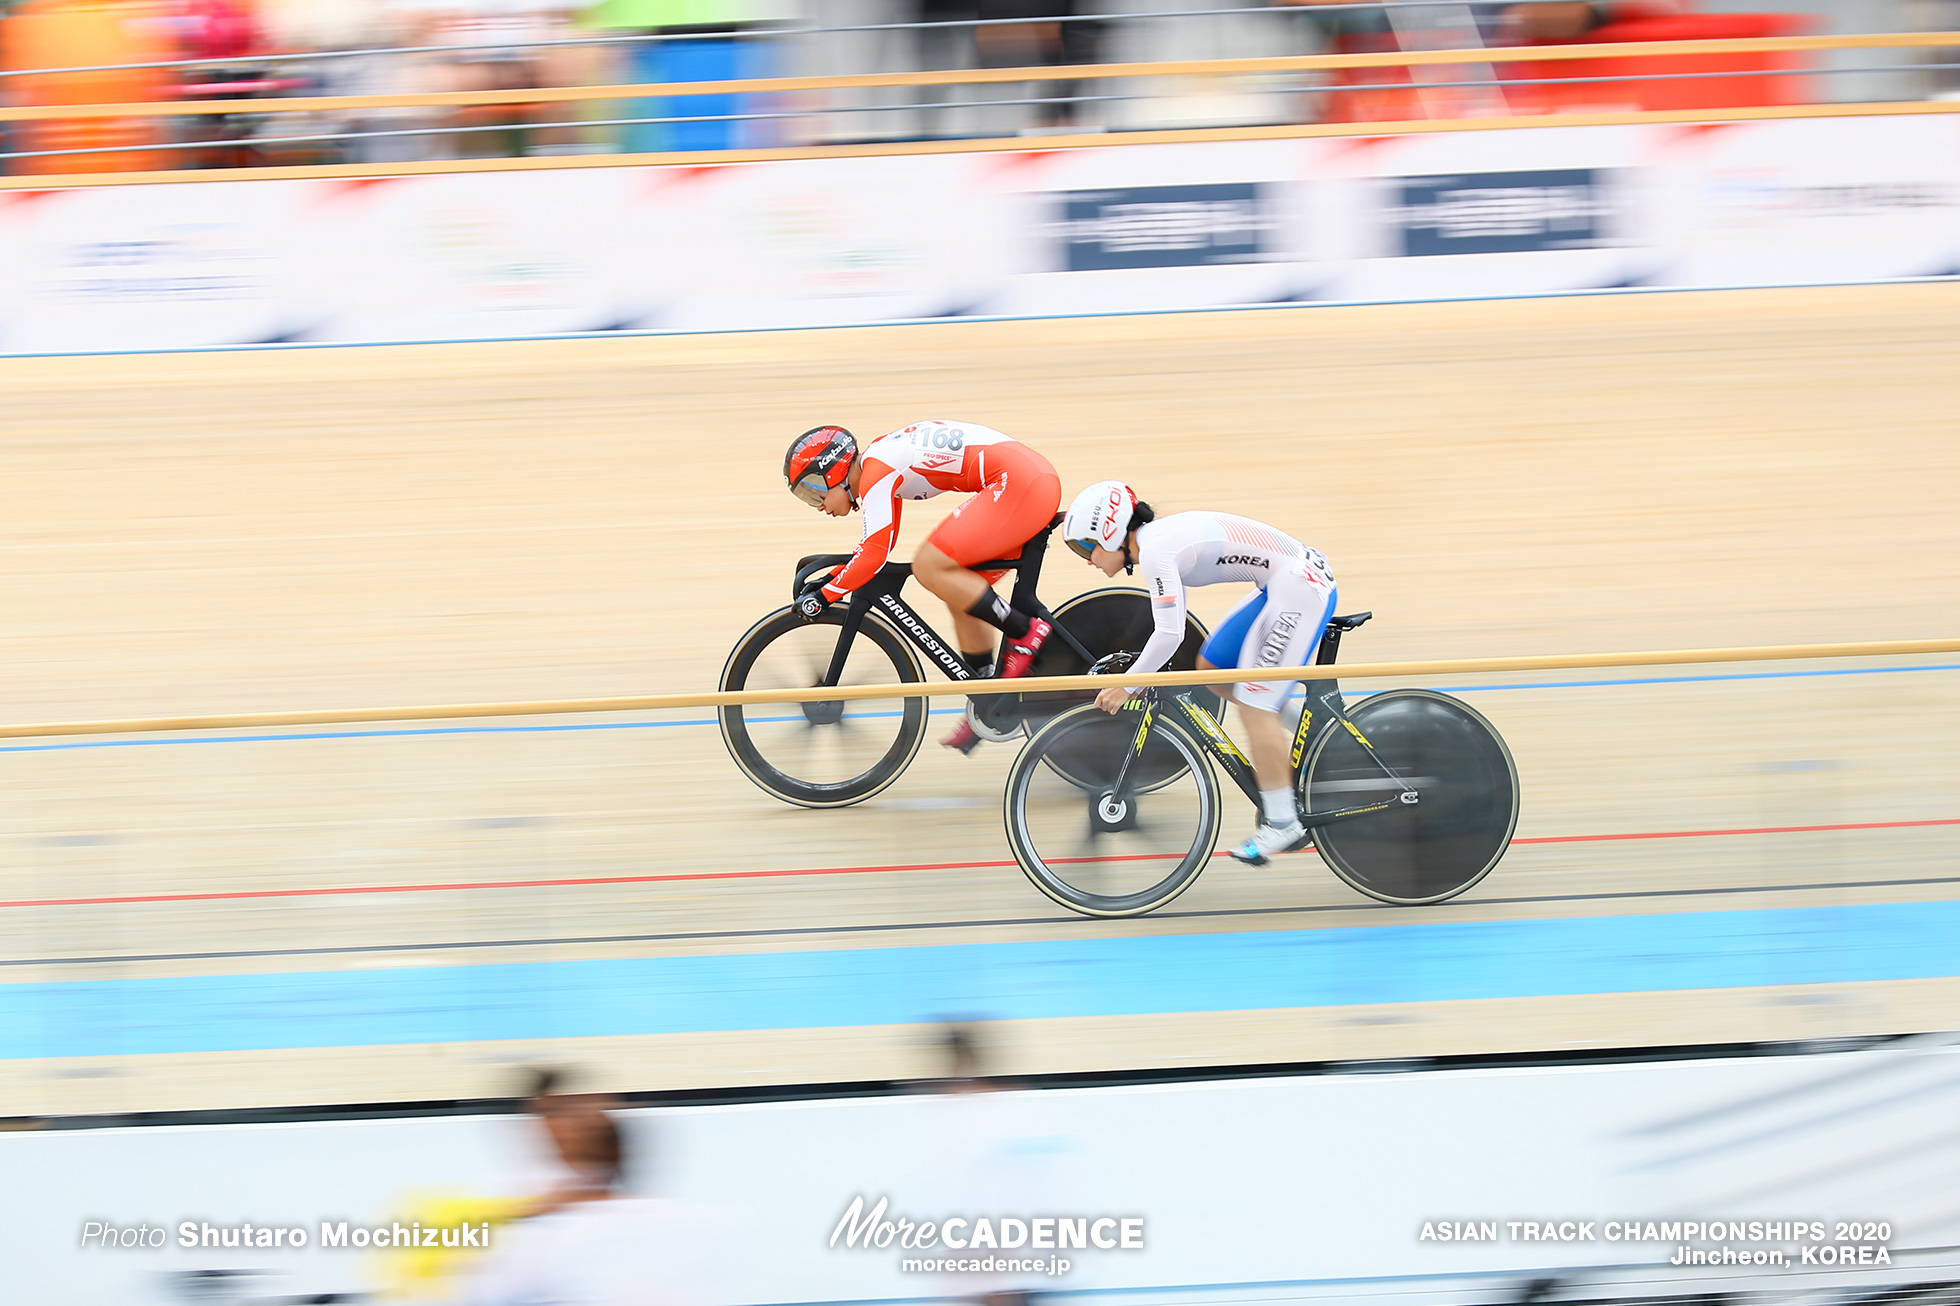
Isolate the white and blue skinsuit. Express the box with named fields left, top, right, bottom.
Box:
left=1126, top=510, right=1337, bottom=709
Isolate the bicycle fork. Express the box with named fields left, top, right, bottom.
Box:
left=1106, top=694, right=1156, bottom=793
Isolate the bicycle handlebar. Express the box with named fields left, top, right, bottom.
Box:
left=792, top=553, right=852, bottom=598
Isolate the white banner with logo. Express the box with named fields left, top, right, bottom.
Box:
left=0, top=114, right=1955, bottom=353
left=7, top=1044, right=1957, bottom=1305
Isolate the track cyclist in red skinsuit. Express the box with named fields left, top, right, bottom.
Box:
left=784, top=421, right=1063, bottom=752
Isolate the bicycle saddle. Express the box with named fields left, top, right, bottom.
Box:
left=1328, top=612, right=1373, bottom=631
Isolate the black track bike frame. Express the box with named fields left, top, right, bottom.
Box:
left=1103, top=617, right=1419, bottom=830
left=791, top=515, right=1099, bottom=695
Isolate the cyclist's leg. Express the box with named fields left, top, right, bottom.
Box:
left=1220, top=566, right=1337, bottom=863
left=926, top=558, right=1015, bottom=751
left=915, top=447, right=1062, bottom=650
left=914, top=545, right=1018, bottom=666
left=948, top=606, right=1003, bottom=668
left=912, top=547, right=1011, bottom=663
left=1232, top=565, right=1339, bottom=791
left=916, top=449, right=1062, bottom=747
left=1197, top=587, right=1268, bottom=703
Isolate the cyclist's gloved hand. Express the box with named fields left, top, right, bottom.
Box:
left=795, top=579, right=833, bottom=621
left=1095, top=685, right=1134, bottom=715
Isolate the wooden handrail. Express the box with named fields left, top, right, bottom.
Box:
left=4, top=638, right=1957, bottom=740
left=3, top=99, right=1956, bottom=190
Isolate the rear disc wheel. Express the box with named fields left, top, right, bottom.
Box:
left=1301, top=689, right=1518, bottom=904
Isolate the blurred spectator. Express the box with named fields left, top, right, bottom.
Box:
left=911, top=1024, right=1057, bottom=1306
left=0, top=0, right=1860, bottom=170
left=460, top=1067, right=713, bottom=1306
left=263, top=1, right=596, bottom=163
left=1908, top=0, right=1960, bottom=98
left=1298, top=0, right=1813, bottom=122
left=913, top=0, right=980, bottom=138
left=1496, top=0, right=1812, bottom=114
left=975, top=0, right=1099, bottom=131
left=529, top=8, right=622, bottom=154
left=416, top=2, right=563, bottom=158
left=171, top=0, right=262, bottom=57
left=515, top=1065, right=629, bottom=1213
left=1280, top=2, right=1485, bottom=123
left=165, top=0, right=277, bottom=168
left=1, top=0, right=174, bottom=174
left=587, top=0, right=775, bottom=153
left=911, top=1019, right=1005, bottom=1094
left=1499, top=0, right=1685, bottom=44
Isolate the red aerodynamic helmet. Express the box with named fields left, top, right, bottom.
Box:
left=785, top=426, right=857, bottom=508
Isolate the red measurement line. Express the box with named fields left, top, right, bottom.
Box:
left=1511, top=817, right=1960, bottom=845
left=6, top=816, right=1956, bottom=910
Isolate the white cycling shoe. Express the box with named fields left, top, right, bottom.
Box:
left=1229, top=818, right=1309, bottom=867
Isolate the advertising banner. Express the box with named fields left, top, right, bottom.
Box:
left=0, top=182, right=309, bottom=352
left=1310, top=124, right=1655, bottom=301
left=1391, top=168, right=1611, bottom=257
left=651, top=152, right=1013, bottom=330
left=0, top=113, right=1955, bottom=353
left=1641, top=115, right=1960, bottom=288
left=7, top=1046, right=1956, bottom=1304
left=304, top=169, right=647, bottom=343
left=978, top=140, right=1312, bottom=316
left=1055, top=183, right=1271, bottom=270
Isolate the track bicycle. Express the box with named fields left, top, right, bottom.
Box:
left=1003, top=612, right=1520, bottom=917
left=719, top=514, right=1217, bottom=808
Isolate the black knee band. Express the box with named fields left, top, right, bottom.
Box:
left=967, top=593, right=1030, bottom=639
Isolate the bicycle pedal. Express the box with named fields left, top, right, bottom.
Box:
left=940, top=720, right=984, bottom=754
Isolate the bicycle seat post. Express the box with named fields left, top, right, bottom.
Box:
left=1008, top=517, right=1060, bottom=614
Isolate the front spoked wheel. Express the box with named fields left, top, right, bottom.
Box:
left=1005, top=704, right=1222, bottom=917
left=1301, top=689, right=1519, bottom=904
left=719, top=607, right=927, bottom=808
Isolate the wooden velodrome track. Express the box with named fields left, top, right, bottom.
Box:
left=3, top=281, right=1958, bottom=1115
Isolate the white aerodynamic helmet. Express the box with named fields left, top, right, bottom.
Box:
left=1063, top=480, right=1140, bottom=563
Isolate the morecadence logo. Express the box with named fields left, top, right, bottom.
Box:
left=830, top=1195, right=1143, bottom=1276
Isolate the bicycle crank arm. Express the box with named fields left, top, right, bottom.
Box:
left=1312, top=775, right=1430, bottom=800
left=1300, top=796, right=1410, bottom=829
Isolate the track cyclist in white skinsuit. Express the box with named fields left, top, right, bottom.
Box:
left=1062, top=481, right=1339, bottom=866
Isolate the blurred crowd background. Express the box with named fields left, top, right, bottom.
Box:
left=2, top=0, right=1957, bottom=173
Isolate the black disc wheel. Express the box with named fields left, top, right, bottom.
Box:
left=1300, top=689, right=1519, bottom=904
left=1005, top=704, right=1222, bottom=918
left=718, top=607, right=927, bottom=808
left=1021, top=588, right=1218, bottom=732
